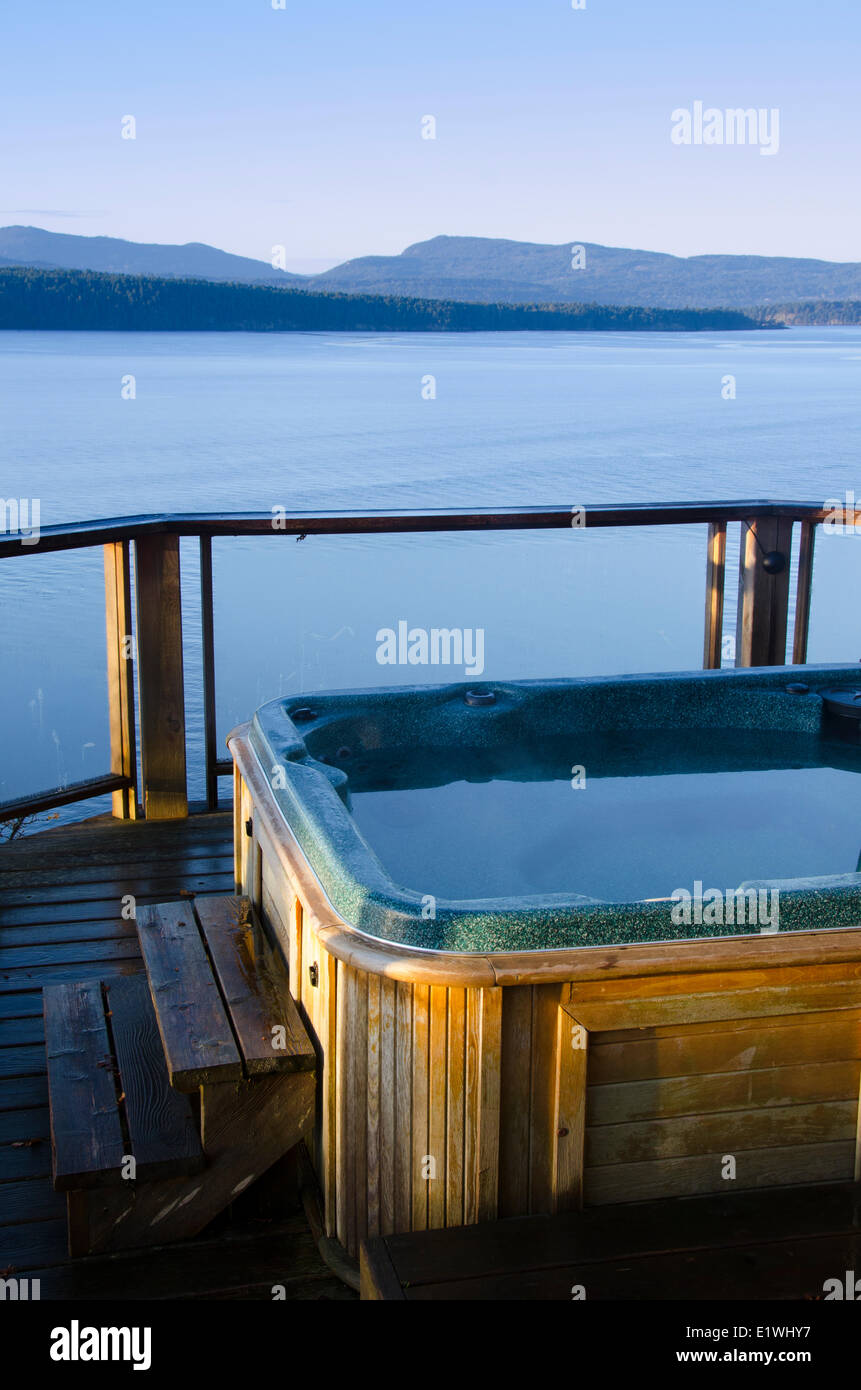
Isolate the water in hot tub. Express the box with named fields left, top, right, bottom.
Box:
left=345, top=729, right=861, bottom=904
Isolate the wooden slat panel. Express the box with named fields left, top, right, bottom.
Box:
left=237, top=780, right=254, bottom=907
left=233, top=767, right=243, bottom=891
left=43, top=981, right=125, bottom=1190
left=584, top=1139, right=855, bottom=1205
left=351, top=966, right=368, bottom=1251
left=477, top=987, right=502, bottom=1223
left=555, top=1010, right=588, bottom=1211
left=322, top=946, right=339, bottom=1236
left=298, top=901, right=319, bottom=1165
left=334, top=959, right=350, bottom=1249
left=445, top=988, right=465, bottom=1228
left=590, top=1013, right=861, bottom=1083
left=366, top=971, right=381, bottom=1239
left=586, top=1099, right=857, bottom=1167
left=194, top=895, right=314, bottom=1075
left=379, top=975, right=396, bottom=1235
left=136, top=901, right=241, bottom=1090
left=529, top=984, right=563, bottom=1214
left=291, top=892, right=304, bottom=998
left=106, top=975, right=204, bottom=1180
left=259, top=851, right=290, bottom=964
left=498, top=985, right=532, bottom=1217
left=568, top=960, right=861, bottom=1009
left=427, top=986, right=447, bottom=1230
left=588, top=1059, right=861, bottom=1126
left=394, top=980, right=413, bottom=1232
left=411, top=984, right=429, bottom=1232
left=463, top=988, right=481, bottom=1226
left=567, top=980, right=861, bottom=1032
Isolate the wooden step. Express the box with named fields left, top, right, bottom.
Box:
left=43, top=895, right=316, bottom=1257
left=44, top=975, right=204, bottom=1193
left=136, top=895, right=315, bottom=1089
left=360, top=1180, right=861, bottom=1300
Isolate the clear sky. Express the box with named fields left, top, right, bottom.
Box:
left=1, top=0, right=859, bottom=270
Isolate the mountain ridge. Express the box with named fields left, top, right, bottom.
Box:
left=0, top=225, right=302, bottom=285
left=3, top=226, right=861, bottom=310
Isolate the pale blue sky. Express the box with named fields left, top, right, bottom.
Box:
left=1, top=0, right=859, bottom=269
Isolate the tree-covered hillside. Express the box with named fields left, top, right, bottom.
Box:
left=757, top=301, right=861, bottom=326
left=0, top=267, right=766, bottom=333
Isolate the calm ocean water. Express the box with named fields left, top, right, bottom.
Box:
left=1, top=327, right=860, bottom=816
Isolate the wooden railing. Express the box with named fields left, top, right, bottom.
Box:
left=0, top=501, right=833, bottom=822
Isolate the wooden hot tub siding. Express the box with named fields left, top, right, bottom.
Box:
left=231, top=731, right=861, bottom=1258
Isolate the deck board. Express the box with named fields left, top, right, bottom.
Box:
left=362, top=1182, right=861, bottom=1300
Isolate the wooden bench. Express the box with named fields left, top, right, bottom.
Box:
left=360, top=1181, right=861, bottom=1300
left=45, top=895, right=316, bottom=1257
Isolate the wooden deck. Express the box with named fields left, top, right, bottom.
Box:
left=0, top=812, right=355, bottom=1299
left=3, top=811, right=859, bottom=1303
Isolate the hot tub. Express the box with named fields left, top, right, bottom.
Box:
left=228, top=665, right=861, bottom=1257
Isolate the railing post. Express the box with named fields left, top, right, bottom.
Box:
left=133, top=534, right=188, bottom=819
left=200, top=536, right=218, bottom=812
left=103, top=540, right=137, bottom=818
left=792, top=520, right=817, bottom=665
left=702, top=521, right=727, bottom=670
left=735, top=516, right=794, bottom=667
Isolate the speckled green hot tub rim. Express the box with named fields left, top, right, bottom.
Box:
left=248, top=663, right=861, bottom=952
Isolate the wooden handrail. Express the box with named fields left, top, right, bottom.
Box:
left=0, top=499, right=851, bottom=560
left=0, top=500, right=840, bottom=822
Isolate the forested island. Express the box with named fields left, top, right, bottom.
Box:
left=0, top=266, right=768, bottom=333
left=758, top=301, right=861, bottom=326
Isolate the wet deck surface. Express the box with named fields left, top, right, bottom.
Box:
left=0, top=812, right=355, bottom=1299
